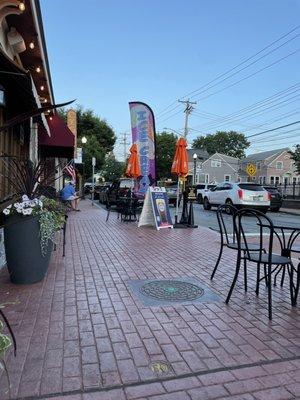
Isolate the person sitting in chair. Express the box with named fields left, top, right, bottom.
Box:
left=61, top=181, right=80, bottom=211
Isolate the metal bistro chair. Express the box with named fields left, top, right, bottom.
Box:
left=226, top=209, right=293, bottom=320
left=211, top=204, right=263, bottom=293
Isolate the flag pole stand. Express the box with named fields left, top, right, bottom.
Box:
left=187, top=200, right=198, bottom=228
left=173, top=179, right=187, bottom=229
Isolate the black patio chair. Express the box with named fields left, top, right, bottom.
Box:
left=225, top=209, right=292, bottom=320
left=211, top=204, right=263, bottom=293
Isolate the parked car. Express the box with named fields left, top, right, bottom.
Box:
left=165, top=184, right=182, bottom=206
left=195, top=183, right=216, bottom=204
left=203, top=182, right=270, bottom=213
left=263, top=185, right=283, bottom=212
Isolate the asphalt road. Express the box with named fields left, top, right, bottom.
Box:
left=170, top=203, right=300, bottom=234
left=96, top=199, right=300, bottom=234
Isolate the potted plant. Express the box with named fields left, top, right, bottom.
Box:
left=0, top=305, right=16, bottom=397
left=1, top=156, right=65, bottom=284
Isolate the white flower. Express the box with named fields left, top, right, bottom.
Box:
left=3, top=208, right=10, bottom=215
left=22, top=195, right=29, bottom=202
left=17, top=208, right=22, bottom=213
left=7, top=205, right=12, bottom=209
left=14, top=203, right=20, bottom=208
left=30, top=201, right=36, bottom=207
left=26, top=208, right=32, bottom=215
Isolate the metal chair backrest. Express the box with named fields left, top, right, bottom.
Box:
left=216, top=204, right=238, bottom=246
left=236, top=208, right=274, bottom=264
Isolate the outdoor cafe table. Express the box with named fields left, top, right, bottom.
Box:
left=117, top=196, right=138, bottom=222
left=260, top=222, right=300, bottom=306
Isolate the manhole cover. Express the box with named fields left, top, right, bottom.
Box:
left=150, top=361, right=172, bottom=376
left=140, top=280, right=204, bottom=301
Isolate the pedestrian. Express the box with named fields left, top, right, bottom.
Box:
left=61, top=181, right=81, bottom=211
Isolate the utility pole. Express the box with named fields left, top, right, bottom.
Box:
left=178, top=99, right=197, bottom=138
left=119, top=132, right=129, bottom=162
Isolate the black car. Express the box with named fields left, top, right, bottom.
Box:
left=263, top=186, right=283, bottom=212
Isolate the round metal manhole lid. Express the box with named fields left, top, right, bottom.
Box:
left=140, top=280, right=204, bottom=302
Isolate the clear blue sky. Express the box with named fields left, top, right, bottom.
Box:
left=40, top=0, right=300, bottom=159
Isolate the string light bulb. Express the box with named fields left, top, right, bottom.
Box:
left=40, top=85, right=44, bottom=91
left=49, top=116, right=53, bottom=121
left=19, top=1, right=25, bottom=11
left=44, top=98, right=47, bottom=103
left=36, top=66, right=41, bottom=73
left=29, top=41, right=35, bottom=49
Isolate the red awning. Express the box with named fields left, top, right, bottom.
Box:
left=39, top=114, right=75, bottom=158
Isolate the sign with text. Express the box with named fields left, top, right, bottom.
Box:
left=138, top=187, right=173, bottom=230
left=129, top=102, right=156, bottom=197
left=74, top=147, right=82, bottom=164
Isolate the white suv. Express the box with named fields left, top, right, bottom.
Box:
left=203, top=182, right=270, bottom=213
left=196, top=183, right=216, bottom=204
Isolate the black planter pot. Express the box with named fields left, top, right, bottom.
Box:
left=4, top=214, right=52, bottom=284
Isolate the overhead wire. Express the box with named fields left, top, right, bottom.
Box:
left=156, top=26, right=300, bottom=119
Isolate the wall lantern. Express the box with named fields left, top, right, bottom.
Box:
left=0, top=85, right=6, bottom=106
left=19, top=1, right=25, bottom=11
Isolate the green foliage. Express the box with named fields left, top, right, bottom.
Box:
left=156, top=131, right=177, bottom=179
left=82, top=135, right=106, bottom=178
left=101, top=154, right=125, bottom=182
left=192, top=131, right=250, bottom=159
left=289, top=145, right=300, bottom=174
left=59, top=106, right=116, bottom=178
left=38, top=198, right=66, bottom=257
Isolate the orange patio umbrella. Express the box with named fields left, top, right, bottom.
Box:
left=171, top=137, right=188, bottom=224
left=125, top=143, right=141, bottom=178
left=171, top=137, right=188, bottom=176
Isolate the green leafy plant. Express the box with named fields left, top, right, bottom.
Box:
left=1, top=156, right=66, bottom=257
left=0, top=305, right=17, bottom=397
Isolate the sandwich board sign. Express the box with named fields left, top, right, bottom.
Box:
left=138, top=187, right=173, bottom=230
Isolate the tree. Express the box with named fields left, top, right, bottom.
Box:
left=59, top=105, right=116, bottom=177
left=101, top=154, right=125, bottom=182
left=192, top=131, right=250, bottom=159
left=156, top=131, right=177, bottom=180
left=289, top=145, right=300, bottom=174
left=82, top=135, right=106, bottom=178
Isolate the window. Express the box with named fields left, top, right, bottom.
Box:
left=211, top=159, right=221, bottom=168
left=276, top=161, right=283, bottom=170
left=224, top=174, right=231, bottom=182
left=205, top=174, right=209, bottom=183
left=256, top=162, right=261, bottom=170
left=270, top=176, right=274, bottom=184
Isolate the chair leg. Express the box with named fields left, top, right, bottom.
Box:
left=243, top=256, right=247, bottom=292
left=226, top=254, right=242, bottom=304
left=256, top=263, right=261, bottom=296
left=211, top=245, right=224, bottom=280
left=274, top=265, right=281, bottom=286
left=267, top=263, right=272, bottom=320
left=263, top=264, right=268, bottom=287
left=280, top=266, right=286, bottom=287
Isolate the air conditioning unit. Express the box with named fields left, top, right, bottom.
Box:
left=7, top=27, right=26, bottom=54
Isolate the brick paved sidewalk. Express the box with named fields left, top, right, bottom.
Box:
left=0, top=200, right=299, bottom=400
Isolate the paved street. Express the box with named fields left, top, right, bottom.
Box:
left=0, top=200, right=299, bottom=400
left=176, top=203, right=300, bottom=234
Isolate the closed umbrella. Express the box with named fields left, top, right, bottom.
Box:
left=171, top=137, right=188, bottom=224
left=125, top=143, right=141, bottom=204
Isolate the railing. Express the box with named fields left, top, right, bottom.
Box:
left=277, top=183, right=300, bottom=199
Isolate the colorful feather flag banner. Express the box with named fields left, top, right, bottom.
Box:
left=129, top=102, right=156, bottom=197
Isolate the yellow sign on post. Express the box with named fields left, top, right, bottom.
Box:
left=246, top=163, right=257, bottom=177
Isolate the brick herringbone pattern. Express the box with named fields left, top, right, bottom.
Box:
left=0, top=201, right=299, bottom=399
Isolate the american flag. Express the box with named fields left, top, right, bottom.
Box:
left=63, top=160, right=76, bottom=182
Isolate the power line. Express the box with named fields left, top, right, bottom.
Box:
left=246, top=120, right=300, bottom=139
left=190, top=83, right=300, bottom=130
left=156, top=25, right=300, bottom=118
left=156, top=46, right=300, bottom=126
